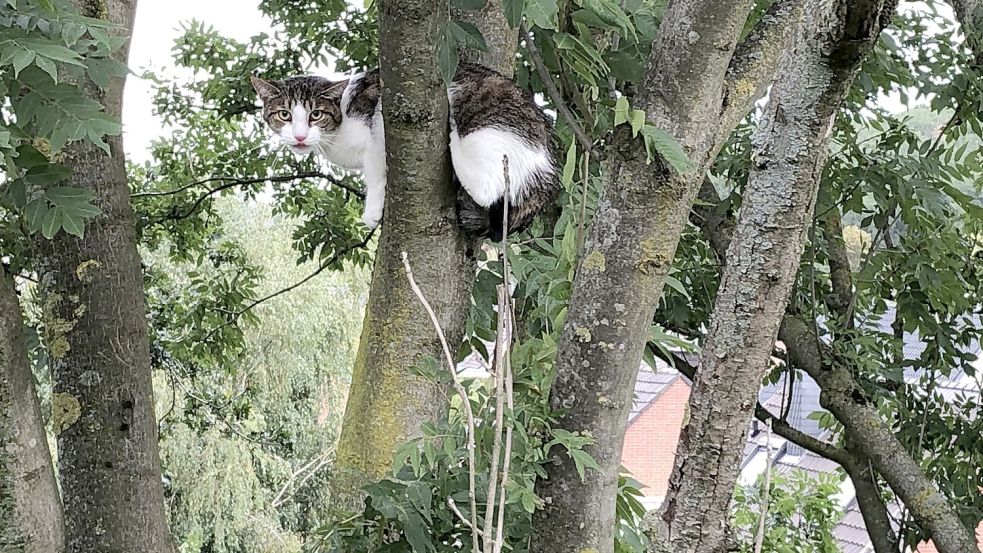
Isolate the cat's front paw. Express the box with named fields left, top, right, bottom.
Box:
left=361, top=210, right=382, bottom=229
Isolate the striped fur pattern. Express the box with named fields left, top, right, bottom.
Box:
left=251, top=63, right=560, bottom=239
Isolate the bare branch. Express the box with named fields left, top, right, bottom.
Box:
left=136, top=172, right=364, bottom=225
left=752, top=420, right=773, bottom=553
left=401, top=252, right=480, bottom=553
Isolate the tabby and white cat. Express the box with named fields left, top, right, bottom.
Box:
left=251, top=63, right=559, bottom=239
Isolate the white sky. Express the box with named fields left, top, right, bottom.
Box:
left=121, top=1, right=269, bottom=161
left=119, top=2, right=954, bottom=162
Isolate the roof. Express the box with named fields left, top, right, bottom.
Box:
left=628, top=362, right=680, bottom=423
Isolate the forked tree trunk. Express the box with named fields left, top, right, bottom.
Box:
left=530, top=1, right=761, bottom=550
left=32, top=1, right=174, bottom=551
left=655, top=2, right=897, bottom=551
left=332, top=0, right=517, bottom=502
left=0, top=267, right=64, bottom=553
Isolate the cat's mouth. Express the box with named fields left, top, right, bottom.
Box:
left=289, top=144, right=315, bottom=155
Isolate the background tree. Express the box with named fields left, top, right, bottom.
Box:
left=0, top=265, right=63, bottom=553
left=21, top=0, right=174, bottom=549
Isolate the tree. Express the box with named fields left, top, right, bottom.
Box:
left=0, top=265, right=64, bottom=553
left=654, top=2, right=898, bottom=551
left=530, top=2, right=807, bottom=550
left=22, top=0, right=174, bottom=549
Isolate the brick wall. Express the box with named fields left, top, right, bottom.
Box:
left=620, top=378, right=691, bottom=498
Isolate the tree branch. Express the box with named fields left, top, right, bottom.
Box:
left=714, top=0, right=808, bottom=150
left=202, top=231, right=375, bottom=342
left=520, top=22, right=596, bottom=157
left=137, top=172, right=364, bottom=224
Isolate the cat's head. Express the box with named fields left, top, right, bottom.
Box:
left=251, top=75, right=346, bottom=156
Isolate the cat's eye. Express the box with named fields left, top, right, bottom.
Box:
left=310, top=110, right=325, bottom=121
left=275, top=110, right=291, bottom=121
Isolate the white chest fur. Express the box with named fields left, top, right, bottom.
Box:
left=321, top=116, right=373, bottom=170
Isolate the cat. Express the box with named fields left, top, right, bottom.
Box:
left=251, top=62, right=560, bottom=240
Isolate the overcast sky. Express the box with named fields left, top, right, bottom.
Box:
left=119, top=2, right=953, bottom=162
left=121, top=0, right=269, bottom=161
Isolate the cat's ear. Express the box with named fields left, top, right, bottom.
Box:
left=251, top=76, right=283, bottom=100
left=317, top=79, right=348, bottom=101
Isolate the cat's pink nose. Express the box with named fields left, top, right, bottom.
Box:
left=295, top=135, right=307, bottom=144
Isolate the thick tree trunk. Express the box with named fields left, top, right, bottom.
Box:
left=32, top=1, right=173, bottom=551
left=333, top=0, right=520, bottom=502
left=451, top=0, right=518, bottom=75
left=950, top=0, right=982, bottom=63
left=655, top=2, right=895, bottom=551
left=530, top=1, right=760, bottom=550
left=0, top=267, right=65, bottom=553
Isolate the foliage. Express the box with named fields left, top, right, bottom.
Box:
left=0, top=0, right=128, bottom=255
left=5, top=0, right=981, bottom=550
left=148, top=199, right=369, bottom=552
left=732, top=470, right=845, bottom=553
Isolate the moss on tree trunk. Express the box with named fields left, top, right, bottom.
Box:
left=31, top=1, right=174, bottom=551
left=332, top=0, right=518, bottom=504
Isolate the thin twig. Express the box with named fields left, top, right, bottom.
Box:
left=401, top=251, right=480, bottom=553
left=520, top=22, right=595, bottom=156
left=484, top=157, right=513, bottom=553
left=447, top=498, right=484, bottom=537
left=138, top=172, right=364, bottom=225
left=753, top=420, right=774, bottom=553
left=202, top=231, right=374, bottom=343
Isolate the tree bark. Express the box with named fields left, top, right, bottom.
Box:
left=780, top=317, right=980, bottom=553
left=666, top=351, right=899, bottom=553
left=31, top=1, right=173, bottom=551
left=0, top=267, right=65, bottom=553
left=694, top=186, right=980, bottom=553
left=950, top=0, right=983, bottom=63
left=530, top=1, right=764, bottom=550
left=451, top=0, right=519, bottom=75
left=655, top=2, right=896, bottom=551
left=333, top=0, right=518, bottom=502
left=843, top=438, right=900, bottom=553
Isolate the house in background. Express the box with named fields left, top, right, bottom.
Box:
left=620, top=307, right=982, bottom=552
left=456, top=308, right=982, bottom=551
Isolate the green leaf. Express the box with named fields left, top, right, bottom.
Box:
left=34, top=56, right=58, bottom=82
left=435, top=26, right=459, bottom=86
left=613, top=96, right=630, bottom=127
left=561, top=139, right=577, bottom=187
left=604, top=50, right=644, bottom=83
left=570, top=448, right=600, bottom=481
left=526, top=0, right=559, bottom=29
left=12, top=49, right=35, bottom=78
left=40, top=204, right=62, bottom=239
left=447, top=20, right=487, bottom=52
left=580, top=0, right=636, bottom=37
left=504, top=0, right=525, bottom=27
left=629, top=109, right=645, bottom=137
left=28, top=43, right=84, bottom=67
left=640, top=124, right=691, bottom=173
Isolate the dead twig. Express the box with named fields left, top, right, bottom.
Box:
left=401, top=251, right=480, bottom=553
